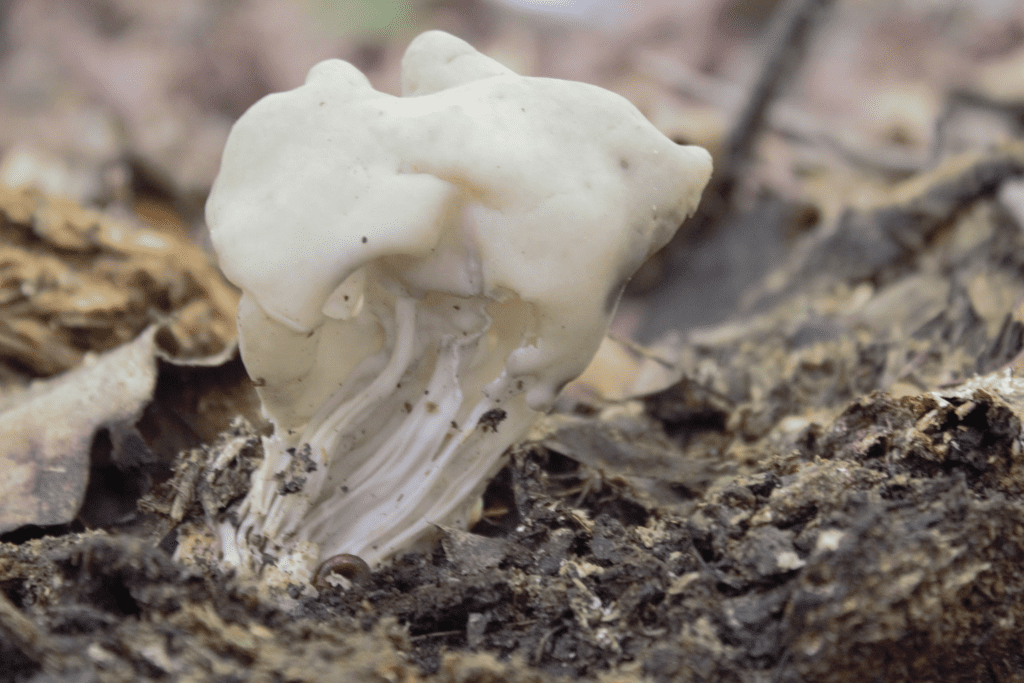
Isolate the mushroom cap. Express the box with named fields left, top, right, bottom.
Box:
left=207, top=30, right=711, bottom=410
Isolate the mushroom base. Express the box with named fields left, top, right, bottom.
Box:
left=217, top=287, right=541, bottom=576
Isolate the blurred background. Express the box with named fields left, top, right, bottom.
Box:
left=2, top=0, right=1024, bottom=337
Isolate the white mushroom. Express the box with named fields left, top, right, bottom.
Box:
left=206, top=30, right=711, bottom=578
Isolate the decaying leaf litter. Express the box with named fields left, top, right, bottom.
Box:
left=5, top=0, right=1024, bottom=681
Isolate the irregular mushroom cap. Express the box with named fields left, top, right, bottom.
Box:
left=206, top=30, right=711, bottom=576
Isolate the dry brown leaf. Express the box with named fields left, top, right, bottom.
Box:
left=0, top=326, right=160, bottom=533
left=0, top=184, right=238, bottom=377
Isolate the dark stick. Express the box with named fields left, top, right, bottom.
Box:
left=681, top=0, right=836, bottom=242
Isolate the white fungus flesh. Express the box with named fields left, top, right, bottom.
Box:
left=206, top=30, right=711, bottom=578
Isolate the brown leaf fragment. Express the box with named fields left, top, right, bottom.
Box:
left=31, top=195, right=107, bottom=251
left=0, top=317, right=84, bottom=376
left=0, top=185, right=238, bottom=378
left=0, top=326, right=159, bottom=533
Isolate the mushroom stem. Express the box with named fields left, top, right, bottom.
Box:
left=231, top=293, right=417, bottom=554
left=299, top=331, right=468, bottom=550
left=259, top=294, right=419, bottom=541
left=307, top=294, right=419, bottom=452
left=277, top=294, right=535, bottom=565
left=222, top=291, right=536, bottom=569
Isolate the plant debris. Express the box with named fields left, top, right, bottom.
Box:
left=4, top=140, right=1024, bottom=681
left=0, top=326, right=158, bottom=533
left=0, top=185, right=238, bottom=380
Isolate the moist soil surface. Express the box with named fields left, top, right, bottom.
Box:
left=6, top=146, right=1024, bottom=682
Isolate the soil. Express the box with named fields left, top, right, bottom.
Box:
left=5, top=143, right=1024, bottom=682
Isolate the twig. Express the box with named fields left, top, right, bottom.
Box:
left=637, top=51, right=927, bottom=180
left=798, top=140, right=1024, bottom=285
left=409, top=629, right=464, bottom=641
left=607, top=332, right=677, bottom=369
left=931, top=88, right=1024, bottom=166
left=682, top=0, right=837, bottom=241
